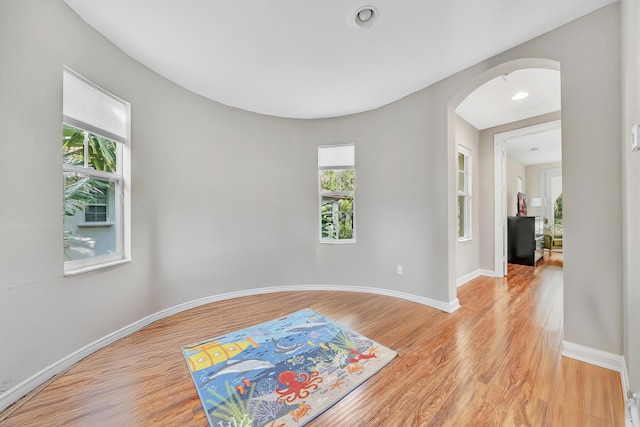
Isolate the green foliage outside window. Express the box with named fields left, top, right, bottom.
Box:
left=63, top=124, right=117, bottom=173
left=554, top=193, right=563, bottom=225
left=320, top=169, right=355, bottom=193
left=320, top=169, right=355, bottom=240
left=63, top=124, right=117, bottom=259
left=321, top=196, right=354, bottom=239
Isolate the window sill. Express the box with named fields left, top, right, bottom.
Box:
left=64, top=258, right=131, bottom=276
left=458, top=237, right=472, bottom=243
left=77, top=222, right=115, bottom=228
left=319, top=239, right=357, bottom=245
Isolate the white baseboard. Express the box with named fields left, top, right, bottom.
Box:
left=562, top=340, right=625, bottom=372
left=562, top=340, right=629, bottom=403
left=274, top=285, right=462, bottom=314
left=456, top=269, right=494, bottom=287
left=0, top=284, right=457, bottom=413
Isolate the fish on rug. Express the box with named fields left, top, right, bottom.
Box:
left=182, top=307, right=397, bottom=427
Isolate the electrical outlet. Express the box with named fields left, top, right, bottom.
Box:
left=397, top=265, right=403, bottom=275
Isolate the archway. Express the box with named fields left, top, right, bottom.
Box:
left=447, top=58, right=562, bottom=300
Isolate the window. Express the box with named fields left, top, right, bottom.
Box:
left=318, top=144, right=355, bottom=242
left=457, top=146, right=471, bottom=240
left=63, top=69, right=129, bottom=273
left=85, top=190, right=108, bottom=223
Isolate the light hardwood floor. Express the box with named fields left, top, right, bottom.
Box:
left=0, top=252, right=625, bottom=426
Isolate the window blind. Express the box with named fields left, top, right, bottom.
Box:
left=63, top=69, right=128, bottom=143
left=318, top=144, right=354, bottom=169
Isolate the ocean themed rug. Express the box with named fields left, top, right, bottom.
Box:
left=181, top=308, right=397, bottom=427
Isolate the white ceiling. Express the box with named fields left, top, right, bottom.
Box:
left=456, top=68, right=561, bottom=131
left=61, top=0, right=615, bottom=119
left=457, top=68, right=562, bottom=166
left=506, top=125, right=562, bottom=166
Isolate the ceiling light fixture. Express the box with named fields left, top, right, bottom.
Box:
left=512, top=91, right=529, bottom=101
left=353, top=6, right=377, bottom=28
left=358, top=8, right=373, bottom=22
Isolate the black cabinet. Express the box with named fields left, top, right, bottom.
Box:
left=508, top=216, right=544, bottom=266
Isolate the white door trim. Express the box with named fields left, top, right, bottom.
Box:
left=493, top=135, right=507, bottom=276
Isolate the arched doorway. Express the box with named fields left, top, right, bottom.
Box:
left=447, top=58, right=562, bottom=294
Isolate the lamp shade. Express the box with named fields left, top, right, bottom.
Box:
left=529, top=197, right=547, bottom=207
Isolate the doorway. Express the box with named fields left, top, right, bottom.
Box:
left=493, top=120, right=562, bottom=275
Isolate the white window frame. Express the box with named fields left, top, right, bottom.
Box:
left=65, top=130, right=121, bottom=228
left=318, top=144, right=356, bottom=244
left=458, top=145, right=472, bottom=241
left=63, top=68, right=131, bottom=275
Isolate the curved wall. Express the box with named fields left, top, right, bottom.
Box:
left=0, top=0, right=625, bottom=405
left=0, top=0, right=450, bottom=397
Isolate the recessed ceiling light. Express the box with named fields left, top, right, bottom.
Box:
left=353, top=6, right=377, bottom=28
left=358, top=8, right=373, bottom=22
left=512, top=91, right=529, bottom=101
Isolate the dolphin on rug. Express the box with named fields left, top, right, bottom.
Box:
left=271, top=337, right=304, bottom=354
left=286, top=321, right=328, bottom=333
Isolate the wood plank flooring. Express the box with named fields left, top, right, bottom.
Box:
left=0, top=251, right=625, bottom=426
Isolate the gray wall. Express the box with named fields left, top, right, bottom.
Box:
left=469, top=4, right=623, bottom=352
left=622, top=0, right=640, bottom=395
left=466, top=2, right=622, bottom=370
left=0, top=0, right=631, bottom=401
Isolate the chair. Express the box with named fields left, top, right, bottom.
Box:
left=544, top=223, right=563, bottom=251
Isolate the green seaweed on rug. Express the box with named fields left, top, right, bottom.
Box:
left=332, top=330, right=358, bottom=350
left=207, top=381, right=255, bottom=427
